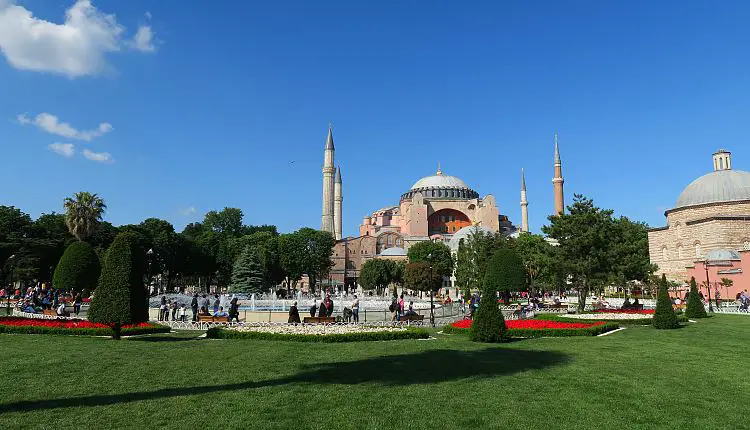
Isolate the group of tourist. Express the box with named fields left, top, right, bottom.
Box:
left=1, top=285, right=86, bottom=316
left=388, top=295, right=420, bottom=321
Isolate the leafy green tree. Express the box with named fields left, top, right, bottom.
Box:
left=685, top=277, right=708, bottom=318
left=407, top=240, right=454, bottom=278
left=278, top=232, right=305, bottom=290
left=454, top=238, right=471, bottom=299
left=452, top=227, right=511, bottom=299
left=63, top=192, right=106, bottom=241
left=610, top=217, right=657, bottom=284
left=542, top=195, right=618, bottom=311
left=52, top=241, right=100, bottom=292
left=403, top=261, right=442, bottom=293
left=471, top=250, right=520, bottom=343
left=653, top=274, right=679, bottom=329
left=359, top=259, right=396, bottom=294
left=0, top=206, right=33, bottom=269
left=514, top=233, right=556, bottom=293
left=278, top=228, right=335, bottom=294
left=204, top=207, right=245, bottom=237
left=229, top=245, right=265, bottom=294
left=88, top=233, right=147, bottom=339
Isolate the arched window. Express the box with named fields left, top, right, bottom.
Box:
left=676, top=244, right=683, bottom=259
left=694, top=242, right=702, bottom=259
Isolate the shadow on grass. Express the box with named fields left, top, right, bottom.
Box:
left=126, top=334, right=204, bottom=342
left=0, top=347, right=567, bottom=413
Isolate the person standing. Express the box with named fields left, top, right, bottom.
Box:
left=398, top=294, right=405, bottom=317
left=73, top=292, right=82, bottom=316
left=190, top=293, right=199, bottom=322
left=715, top=289, right=722, bottom=309
left=351, top=295, right=359, bottom=323
left=213, top=294, right=220, bottom=314
left=310, top=299, right=318, bottom=317
left=229, top=297, right=240, bottom=323
left=288, top=301, right=301, bottom=324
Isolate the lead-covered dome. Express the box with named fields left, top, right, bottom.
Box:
left=402, top=167, right=479, bottom=201
left=411, top=173, right=469, bottom=190
left=675, top=169, right=750, bottom=209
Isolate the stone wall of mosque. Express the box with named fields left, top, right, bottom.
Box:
left=648, top=200, right=750, bottom=281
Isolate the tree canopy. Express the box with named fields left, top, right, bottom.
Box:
left=64, top=191, right=106, bottom=241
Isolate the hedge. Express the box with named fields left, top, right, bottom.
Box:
left=206, top=327, right=430, bottom=343
left=443, top=322, right=620, bottom=338
left=536, top=313, right=688, bottom=326
left=0, top=323, right=170, bottom=337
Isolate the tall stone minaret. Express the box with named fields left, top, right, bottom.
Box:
left=334, top=166, right=343, bottom=240
left=520, top=168, right=529, bottom=232
left=321, top=125, right=335, bottom=234
left=552, top=132, right=565, bottom=216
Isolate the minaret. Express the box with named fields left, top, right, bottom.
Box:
left=552, top=132, right=565, bottom=216
left=321, top=125, right=335, bottom=234
left=520, top=168, right=529, bottom=232
left=334, top=166, right=343, bottom=240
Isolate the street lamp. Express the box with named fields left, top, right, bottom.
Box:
left=427, top=253, right=435, bottom=327
left=6, top=254, right=16, bottom=316
left=146, top=249, right=154, bottom=317
left=703, top=259, right=714, bottom=313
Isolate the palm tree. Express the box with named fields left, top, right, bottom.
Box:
left=64, top=192, right=107, bottom=241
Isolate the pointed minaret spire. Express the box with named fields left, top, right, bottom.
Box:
left=321, top=124, right=336, bottom=233
left=334, top=165, right=343, bottom=240
left=552, top=132, right=565, bottom=216
left=520, top=168, right=529, bottom=233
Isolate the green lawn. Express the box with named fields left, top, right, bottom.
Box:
left=1, top=316, right=749, bottom=429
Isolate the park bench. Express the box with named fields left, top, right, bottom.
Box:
left=303, top=316, right=336, bottom=324
left=197, top=315, right=230, bottom=323
left=42, top=309, right=57, bottom=317
left=398, top=314, right=424, bottom=323
left=542, top=304, right=567, bottom=310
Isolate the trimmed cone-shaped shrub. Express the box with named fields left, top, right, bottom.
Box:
left=653, top=274, right=679, bottom=329
left=52, top=241, right=100, bottom=292
left=88, top=232, right=148, bottom=339
left=685, top=277, right=708, bottom=318
left=471, top=249, right=522, bottom=342
left=229, top=245, right=265, bottom=294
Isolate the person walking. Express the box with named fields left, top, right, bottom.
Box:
left=190, top=293, right=199, bottom=322
left=288, top=301, right=301, bottom=324
left=73, top=292, right=82, bottom=316
left=229, top=297, right=240, bottom=323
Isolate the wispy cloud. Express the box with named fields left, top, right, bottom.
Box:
left=83, top=149, right=113, bottom=163
left=48, top=142, right=75, bottom=157
left=0, top=0, right=158, bottom=78
left=129, top=25, right=156, bottom=53
left=178, top=206, right=197, bottom=216
left=18, top=112, right=112, bottom=141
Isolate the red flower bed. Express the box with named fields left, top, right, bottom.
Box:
left=594, top=309, right=654, bottom=314
left=451, top=319, right=604, bottom=330
left=0, top=317, right=151, bottom=329
left=0, top=317, right=169, bottom=337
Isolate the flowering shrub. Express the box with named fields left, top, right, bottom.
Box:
left=208, top=325, right=429, bottom=342
left=445, top=319, right=618, bottom=337
left=0, top=317, right=169, bottom=337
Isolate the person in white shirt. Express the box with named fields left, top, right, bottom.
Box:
left=56, top=302, right=66, bottom=316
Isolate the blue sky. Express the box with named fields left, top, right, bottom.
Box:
left=2, top=0, right=749, bottom=236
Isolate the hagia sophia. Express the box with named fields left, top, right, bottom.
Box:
left=319, top=126, right=566, bottom=289
left=648, top=149, right=750, bottom=299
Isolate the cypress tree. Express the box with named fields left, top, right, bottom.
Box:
left=88, top=233, right=147, bottom=339
left=471, top=249, right=523, bottom=342
left=685, top=276, right=708, bottom=318
left=229, top=245, right=265, bottom=295
left=52, top=241, right=100, bottom=292
left=653, top=274, right=679, bottom=329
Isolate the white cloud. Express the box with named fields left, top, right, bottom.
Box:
left=83, top=149, right=113, bottom=163
left=0, top=0, right=157, bottom=78
left=48, top=142, right=75, bottom=157
left=179, top=206, right=197, bottom=216
left=129, top=25, right=156, bottom=53
left=18, top=112, right=112, bottom=141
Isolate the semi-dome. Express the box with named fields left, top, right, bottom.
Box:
left=378, top=247, right=406, bottom=257
left=448, top=225, right=494, bottom=251
left=705, top=249, right=741, bottom=261
left=675, top=169, right=750, bottom=209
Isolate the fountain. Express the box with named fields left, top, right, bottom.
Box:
left=250, top=293, right=256, bottom=311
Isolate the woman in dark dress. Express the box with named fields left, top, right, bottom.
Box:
left=288, top=301, right=301, bottom=324
left=228, top=297, right=240, bottom=322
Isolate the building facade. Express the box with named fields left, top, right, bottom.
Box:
left=648, top=150, right=750, bottom=287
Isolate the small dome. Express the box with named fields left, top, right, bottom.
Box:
left=675, top=169, right=750, bottom=209
left=705, top=249, right=741, bottom=261
left=379, top=247, right=406, bottom=256
left=447, top=225, right=494, bottom=251
left=411, top=172, right=469, bottom=190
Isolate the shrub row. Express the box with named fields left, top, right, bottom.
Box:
left=0, top=323, right=170, bottom=337
left=443, top=322, right=620, bottom=337
left=536, top=314, right=688, bottom=326
left=206, top=327, right=429, bottom=342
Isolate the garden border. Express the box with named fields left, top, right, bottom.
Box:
left=206, top=326, right=429, bottom=342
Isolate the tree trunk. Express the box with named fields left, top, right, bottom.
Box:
left=112, top=323, right=122, bottom=340
left=578, top=278, right=588, bottom=312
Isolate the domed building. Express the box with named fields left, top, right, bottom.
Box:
left=648, top=149, right=750, bottom=296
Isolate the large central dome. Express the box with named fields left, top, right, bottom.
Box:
left=675, top=169, right=750, bottom=209
left=411, top=172, right=469, bottom=190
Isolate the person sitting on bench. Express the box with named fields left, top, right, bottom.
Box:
left=213, top=306, right=229, bottom=317
left=404, top=302, right=418, bottom=317
left=56, top=302, right=67, bottom=316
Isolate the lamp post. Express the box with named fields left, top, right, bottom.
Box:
left=703, top=260, right=714, bottom=313
left=6, top=254, right=16, bottom=316
left=427, top=253, right=435, bottom=327
left=146, top=249, right=154, bottom=317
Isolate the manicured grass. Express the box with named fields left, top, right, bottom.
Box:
left=1, top=316, right=749, bottom=429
